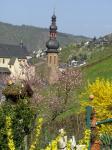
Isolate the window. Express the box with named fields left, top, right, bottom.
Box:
left=3, top=58, right=5, bottom=64
left=54, top=56, right=56, bottom=64
left=49, top=56, right=52, bottom=64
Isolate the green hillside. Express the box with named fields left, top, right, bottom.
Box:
left=59, top=43, right=112, bottom=117
left=57, top=53, right=112, bottom=119
left=0, top=22, right=90, bottom=52
left=59, top=34, right=112, bottom=63
left=83, top=44, right=112, bottom=82
left=83, top=56, right=112, bottom=82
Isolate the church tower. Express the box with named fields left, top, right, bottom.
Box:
left=46, top=13, right=59, bottom=68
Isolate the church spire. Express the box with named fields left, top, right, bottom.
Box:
left=50, top=13, right=57, bottom=39
left=46, top=12, right=60, bottom=84
left=46, top=13, right=59, bottom=53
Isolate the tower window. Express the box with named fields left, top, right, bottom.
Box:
left=54, top=56, right=56, bottom=64
left=3, top=58, right=5, bottom=64
left=49, top=56, right=52, bottom=64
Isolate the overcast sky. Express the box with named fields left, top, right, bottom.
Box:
left=0, top=0, right=112, bottom=37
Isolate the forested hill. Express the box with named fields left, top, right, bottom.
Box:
left=0, top=22, right=90, bottom=52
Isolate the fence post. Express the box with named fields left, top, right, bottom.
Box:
left=69, top=136, right=76, bottom=150
left=58, top=135, right=67, bottom=150
left=24, top=135, right=28, bottom=150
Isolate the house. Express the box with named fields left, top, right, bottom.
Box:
left=0, top=43, right=34, bottom=80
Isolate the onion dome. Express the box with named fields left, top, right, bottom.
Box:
left=50, top=14, right=57, bottom=31
left=46, top=39, right=59, bottom=52
left=50, top=24, right=57, bottom=31
left=52, top=14, right=56, bottom=20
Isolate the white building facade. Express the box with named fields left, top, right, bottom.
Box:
left=0, top=43, right=35, bottom=80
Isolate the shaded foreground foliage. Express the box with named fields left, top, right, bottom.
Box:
left=0, top=100, right=34, bottom=149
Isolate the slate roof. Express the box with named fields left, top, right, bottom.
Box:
left=0, top=67, right=11, bottom=74
left=0, top=43, right=29, bottom=59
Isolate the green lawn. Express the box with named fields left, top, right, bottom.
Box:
left=83, top=56, right=112, bottom=83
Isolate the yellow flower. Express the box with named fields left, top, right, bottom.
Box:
left=79, top=129, right=91, bottom=150
left=67, top=140, right=72, bottom=150
left=45, top=130, right=66, bottom=150
left=6, top=116, right=16, bottom=150
left=29, top=117, right=43, bottom=150
left=81, top=78, right=112, bottom=135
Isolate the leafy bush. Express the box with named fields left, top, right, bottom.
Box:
left=2, top=83, right=33, bottom=102
left=0, top=100, right=35, bottom=149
